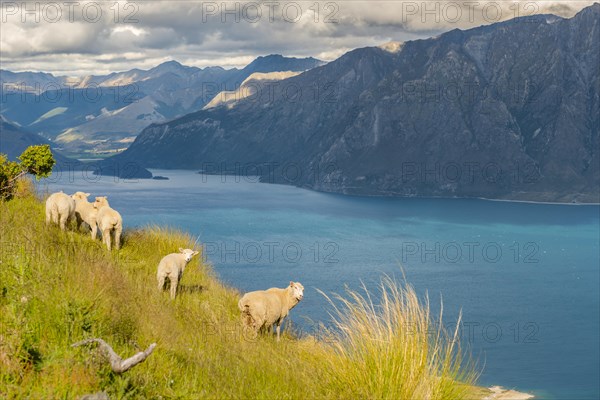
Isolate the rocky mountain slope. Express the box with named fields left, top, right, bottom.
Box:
left=109, top=4, right=600, bottom=202
left=0, top=56, right=323, bottom=157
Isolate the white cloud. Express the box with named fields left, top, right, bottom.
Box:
left=112, top=26, right=147, bottom=37
left=0, top=0, right=595, bottom=76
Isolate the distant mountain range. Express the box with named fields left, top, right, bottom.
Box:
left=0, top=55, right=324, bottom=157
left=0, top=116, right=73, bottom=165
left=108, top=3, right=600, bottom=203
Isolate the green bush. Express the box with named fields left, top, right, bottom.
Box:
left=0, top=145, right=55, bottom=200
left=18, top=145, right=55, bottom=179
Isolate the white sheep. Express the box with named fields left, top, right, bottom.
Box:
left=71, top=192, right=98, bottom=240
left=45, top=191, right=76, bottom=231
left=238, top=281, right=304, bottom=341
left=93, top=196, right=123, bottom=251
left=157, top=248, right=199, bottom=299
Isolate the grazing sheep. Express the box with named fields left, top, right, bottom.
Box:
left=157, top=248, right=199, bottom=299
left=93, top=196, right=123, bottom=251
left=45, top=191, right=76, bottom=231
left=72, top=192, right=98, bottom=240
left=238, top=281, right=304, bottom=341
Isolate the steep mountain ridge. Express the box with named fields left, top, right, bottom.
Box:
left=110, top=4, right=600, bottom=202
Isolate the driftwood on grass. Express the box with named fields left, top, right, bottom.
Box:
left=72, top=338, right=156, bottom=374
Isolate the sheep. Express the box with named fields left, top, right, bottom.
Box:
left=238, top=281, right=304, bottom=341
left=45, top=191, right=76, bottom=231
left=71, top=192, right=98, bottom=240
left=157, top=248, right=199, bottom=299
left=93, top=196, right=123, bottom=251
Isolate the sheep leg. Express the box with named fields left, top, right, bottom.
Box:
left=169, top=277, right=178, bottom=300
left=91, top=224, right=98, bottom=240
left=52, top=210, right=59, bottom=225
left=114, top=226, right=122, bottom=250
left=59, top=213, right=68, bottom=231
left=275, top=324, right=281, bottom=341
left=250, top=313, right=263, bottom=336
left=241, top=313, right=252, bottom=329
left=257, top=318, right=267, bottom=335
left=157, top=274, right=165, bottom=292
left=240, top=307, right=256, bottom=339
left=103, top=228, right=112, bottom=251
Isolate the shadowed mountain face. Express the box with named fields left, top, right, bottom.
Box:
left=0, top=117, right=73, bottom=165
left=111, top=4, right=600, bottom=203
left=0, top=55, right=324, bottom=157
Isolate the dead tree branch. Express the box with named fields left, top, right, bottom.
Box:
left=72, top=338, right=156, bottom=374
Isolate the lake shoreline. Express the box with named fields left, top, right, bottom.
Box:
left=85, top=165, right=599, bottom=205
left=192, top=169, right=600, bottom=205
left=483, top=386, right=535, bottom=399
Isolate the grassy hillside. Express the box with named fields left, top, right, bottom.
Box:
left=0, top=183, right=482, bottom=399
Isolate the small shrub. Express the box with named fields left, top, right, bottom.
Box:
left=0, top=145, right=55, bottom=200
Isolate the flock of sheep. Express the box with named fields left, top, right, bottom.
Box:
left=44, top=191, right=305, bottom=340
left=46, top=191, right=121, bottom=249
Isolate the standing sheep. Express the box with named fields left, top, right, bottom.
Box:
left=157, top=248, right=199, bottom=299
left=72, top=192, right=98, bottom=240
left=238, top=281, right=304, bottom=341
left=45, top=191, right=76, bottom=231
left=93, top=196, right=123, bottom=251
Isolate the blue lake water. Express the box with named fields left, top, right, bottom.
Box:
left=40, top=169, right=599, bottom=399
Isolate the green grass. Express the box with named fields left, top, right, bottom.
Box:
left=0, top=182, right=483, bottom=399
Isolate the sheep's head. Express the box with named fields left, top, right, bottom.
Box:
left=72, top=192, right=91, bottom=201
left=179, top=248, right=199, bottom=263
left=289, top=281, right=304, bottom=301
left=93, top=196, right=109, bottom=209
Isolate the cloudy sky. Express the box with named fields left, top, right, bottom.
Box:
left=0, top=0, right=595, bottom=76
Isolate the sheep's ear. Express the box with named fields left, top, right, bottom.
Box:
left=192, top=251, right=199, bottom=257
left=179, top=247, right=184, bottom=253
left=290, top=281, right=294, bottom=287
left=85, top=193, right=91, bottom=197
